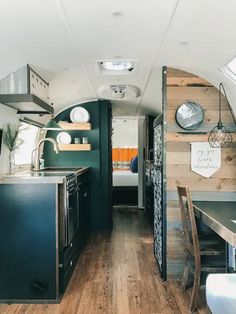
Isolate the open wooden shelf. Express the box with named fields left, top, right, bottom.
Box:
left=58, top=144, right=92, bottom=151
left=59, top=122, right=91, bottom=130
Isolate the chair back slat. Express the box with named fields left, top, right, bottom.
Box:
left=177, top=185, right=201, bottom=266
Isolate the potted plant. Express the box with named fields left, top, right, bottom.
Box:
left=3, top=124, right=24, bottom=174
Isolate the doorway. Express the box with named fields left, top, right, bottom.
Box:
left=112, top=117, right=139, bottom=207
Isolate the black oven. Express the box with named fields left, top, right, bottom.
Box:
left=65, top=174, right=80, bottom=246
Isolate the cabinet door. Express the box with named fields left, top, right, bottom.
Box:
left=0, top=184, right=58, bottom=301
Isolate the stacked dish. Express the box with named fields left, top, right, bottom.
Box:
left=70, top=107, right=90, bottom=123
left=56, top=132, right=72, bottom=144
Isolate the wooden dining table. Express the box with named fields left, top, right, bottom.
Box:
left=193, top=201, right=236, bottom=247
left=193, top=201, right=236, bottom=313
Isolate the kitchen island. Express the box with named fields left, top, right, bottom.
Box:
left=0, top=167, right=90, bottom=303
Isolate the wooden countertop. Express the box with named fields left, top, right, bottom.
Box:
left=193, top=201, right=236, bottom=247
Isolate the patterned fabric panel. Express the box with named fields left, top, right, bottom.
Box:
left=112, top=147, right=138, bottom=170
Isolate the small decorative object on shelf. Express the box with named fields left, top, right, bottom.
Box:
left=3, top=124, right=24, bottom=174
left=74, top=137, right=81, bottom=144
left=82, top=137, right=88, bottom=144
left=208, top=83, right=233, bottom=148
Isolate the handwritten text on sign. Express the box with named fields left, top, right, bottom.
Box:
left=191, top=142, right=221, bottom=178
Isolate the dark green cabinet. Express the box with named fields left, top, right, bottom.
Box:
left=0, top=184, right=59, bottom=302
left=0, top=172, right=91, bottom=301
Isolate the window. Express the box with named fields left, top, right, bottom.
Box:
left=221, top=55, right=236, bottom=81
left=14, top=122, right=40, bottom=165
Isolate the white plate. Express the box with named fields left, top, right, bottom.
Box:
left=70, top=107, right=90, bottom=123
left=56, top=132, right=72, bottom=144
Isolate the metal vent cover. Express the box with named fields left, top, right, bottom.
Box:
left=110, top=85, right=126, bottom=99
left=98, top=84, right=140, bottom=100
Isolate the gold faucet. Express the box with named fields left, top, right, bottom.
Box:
left=31, top=138, right=59, bottom=171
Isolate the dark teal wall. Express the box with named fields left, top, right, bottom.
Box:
left=44, top=100, right=112, bottom=231
left=99, top=102, right=113, bottom=228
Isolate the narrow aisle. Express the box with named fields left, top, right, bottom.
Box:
left=0, top=208, right=209, bottom=314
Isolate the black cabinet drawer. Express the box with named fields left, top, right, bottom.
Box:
left=59, top=249, right=78, bottom=294
left=59, top=236, right=77, bottom=271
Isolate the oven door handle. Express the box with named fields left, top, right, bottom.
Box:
left=68, top=187, right=80, bottom=195
left=65, top=186, right=79, bottom=247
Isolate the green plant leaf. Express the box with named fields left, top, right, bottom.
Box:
left=3, top=124, right=24, bottom=152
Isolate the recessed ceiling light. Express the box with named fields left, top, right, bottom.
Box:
left=95, top=59, right=137, bottom=75
left=99, top=60, right=134, bottom=71
left=112, top=11, right=123, bottom=17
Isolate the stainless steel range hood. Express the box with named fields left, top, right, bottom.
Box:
left=0, top=65, right=53, bottom=114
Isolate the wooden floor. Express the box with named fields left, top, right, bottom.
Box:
left=0, top=208, right=210, bottom=314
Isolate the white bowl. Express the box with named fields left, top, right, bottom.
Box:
left=56, top=132, right=72, bottom=144
left=70, top=107, right=90, bottom=123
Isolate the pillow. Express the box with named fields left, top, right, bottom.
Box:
left=130, top=155, right=138, bottom=173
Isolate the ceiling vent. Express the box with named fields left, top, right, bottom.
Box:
left=110, top=85, right=126, bottom=99
left=98, top=84, right=140, bottom=100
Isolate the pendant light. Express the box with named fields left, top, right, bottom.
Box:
left=43, top=114, right=62, bottom=130
left=208, top=83, right=232, bottom=148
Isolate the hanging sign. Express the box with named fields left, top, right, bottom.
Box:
left=191, top=142, right=221, bottom=178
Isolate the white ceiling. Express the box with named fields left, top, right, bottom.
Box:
left=0, top=0, right=236, bottom=117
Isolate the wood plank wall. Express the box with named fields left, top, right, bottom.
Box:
left=165, top=68, right=236, bottom=279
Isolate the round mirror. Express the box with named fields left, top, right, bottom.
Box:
left=175, top=101, right=204, bottom=130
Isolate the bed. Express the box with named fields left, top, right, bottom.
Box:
left=112, top=170, right=138, bottom=206
left=112, top=170, right=138, bottom=187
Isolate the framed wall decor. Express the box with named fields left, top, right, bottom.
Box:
left=175, top=101, right=204, bottom=130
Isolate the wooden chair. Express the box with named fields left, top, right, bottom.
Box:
left=176, top=185, right=226, bottom=313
